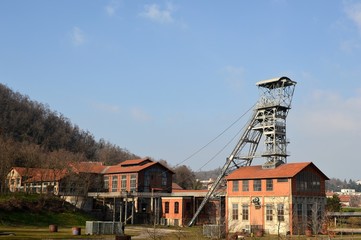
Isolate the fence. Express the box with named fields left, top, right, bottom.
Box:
left=203, top=224, right=225, bottom=238
left=85, top=221, right=123, bottom=235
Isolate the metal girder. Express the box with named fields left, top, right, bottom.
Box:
left=187, top=77, right=296, bottom=226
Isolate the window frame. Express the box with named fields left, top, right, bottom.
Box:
left=165, top=202, right=169, bottom=214
left=266, top=204, right=273, bottom=221
left=266, top=179, right=273, bottom=191
left=111, top=175, right=118, bottom=192
left=174, top=202, right=179, bottom=214
left=242, top=204, right=249, bottom=221
left=232, top=203, right=238, bottom=220
left=253, top=179, right=262, bottom=191
left=242, top=180, right=249, bottom=191
left=103, top=176, right=109, bottom=190
left=277, top=203, right=285, bottom=222
left=130, top=174, right=136, bottom=192
left=121, top=175, right=127, bottom=191
left=232, top=180, right=239, bottom=192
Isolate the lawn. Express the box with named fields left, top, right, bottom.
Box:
left=0, top=225, right=110, bottom=239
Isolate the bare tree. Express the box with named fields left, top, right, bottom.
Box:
left=0, top=137, right=16, bottom=193
left=173, top=165, right=196, bottom=190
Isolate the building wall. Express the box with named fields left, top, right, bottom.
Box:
left=162, top=197, right=184, bottom=226
left=105, top=173, right=139, bottom=193
left=226, top=169, right=327, bottom=235
left=7, top=169, right=22, bottom=192
left=227, top=195, right=291, bottom=235
left=24, top=181, right=60, bottom=194
left=105, top=165, right=173, bottom=193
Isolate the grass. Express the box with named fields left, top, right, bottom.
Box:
left=0, top=225, right=112, bottom=239
left=0, top=193, right=95, bottom=227
left=0, top=211, right=94, bottom=227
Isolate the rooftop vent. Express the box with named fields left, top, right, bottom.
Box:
left=262, top=160, right=284, bottom=169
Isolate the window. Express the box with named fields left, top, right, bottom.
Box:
left=104, top=176, right=109, bottom=190
left=232, top=181, right=239, bottom=192
left=277, top=178, right=288, bottom=182
left=266, top=204, right=273, bottom=221
left=232, top=203, right=238, bottom=220
left=296, top=171, right=321, bottom=192
left=174, top=202, right=179, bottom=214
left=144, top=172, right=150, bottom=192
left=121, top=175, right=127, bottom=191
left=307, top=203, right=313, bottom=221
left=111, top=176, right=118, bottom=192
left=130, top=174, right=136, bottom=192
left=253, top=179, right=261, bottom=191
left=277, top=204, right=284, bottom=221
left=297, top=203, right=303, bottom=221
left=242, top=205, right=249, bottom=220
left=242, top=180, right=249, bottom=191
left=162, top=172, right=167, bottom=186
left=165, top=202, right=169, bottom=214
left=266, top=179, right=273, bottom=191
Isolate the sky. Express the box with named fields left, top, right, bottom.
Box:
left=1, top=1, right=361, bottom=180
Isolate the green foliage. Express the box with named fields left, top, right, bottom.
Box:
left=341, top=207, right=361, bottom=212
left=0, top=193, right=95, bottom=227
left=0, top=211, right=93, bottom=227
left=326, top=194, right=341, bottom=212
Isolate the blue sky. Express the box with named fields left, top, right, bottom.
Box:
left=1, top=1, right=361, bottom=180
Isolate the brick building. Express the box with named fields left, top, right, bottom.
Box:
left=226, top=162, right=328, bottom=235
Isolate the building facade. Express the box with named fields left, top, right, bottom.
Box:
left=226, top=162, right=328, bottom=235
left=7, top=167, right=66, bottom=194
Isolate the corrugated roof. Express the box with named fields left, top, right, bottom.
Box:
left=226, top=162, right=329, bottom=180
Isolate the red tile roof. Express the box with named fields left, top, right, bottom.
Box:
left=172, top=189, right=209, bottom=193
left=172, top=182, right=183, bottom=190
left=12, top=167, right=67, bottom=182
left=226, top=162, right=328, bottom=180
left=70, top=162, right=106, bottom=174
left=120, top=158, right=152, bottom=167
left=103, top=158, right=174, bottom=174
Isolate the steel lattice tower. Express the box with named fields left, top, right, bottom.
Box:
left=188, top=76, right=296, bottom=226
left=254, top=77, right=296, bottom=167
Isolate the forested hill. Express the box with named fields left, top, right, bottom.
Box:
left=0, top=83, right=139, bottom=167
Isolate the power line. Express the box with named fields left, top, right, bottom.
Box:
left=174, top=103, right=256, bottom=169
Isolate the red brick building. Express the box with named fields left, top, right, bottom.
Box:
left=226, top=162, right=328, bottom=235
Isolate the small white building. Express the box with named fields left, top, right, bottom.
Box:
left=340, top=189, right=356, bottom=195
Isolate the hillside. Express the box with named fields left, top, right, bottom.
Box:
left=0, top=193, right=95, bottom=226
left=0, top=83, right=138, bottom=163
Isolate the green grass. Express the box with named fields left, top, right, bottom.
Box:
left=343, top=207, right=361, bottom=212
left=0, top=193, right=96, bottom=227
left=0, top=225, right=110, bottom=239
left=0, top=211, right=94, bottom=227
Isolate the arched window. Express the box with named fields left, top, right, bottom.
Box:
left=174, top=202, right=179, bottom=214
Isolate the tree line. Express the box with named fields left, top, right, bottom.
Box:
left=326, top=178, right=361, bottom=192
left=0, top=83, right=203, bottom=192
left=0, top=83, right=139, bottom=192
